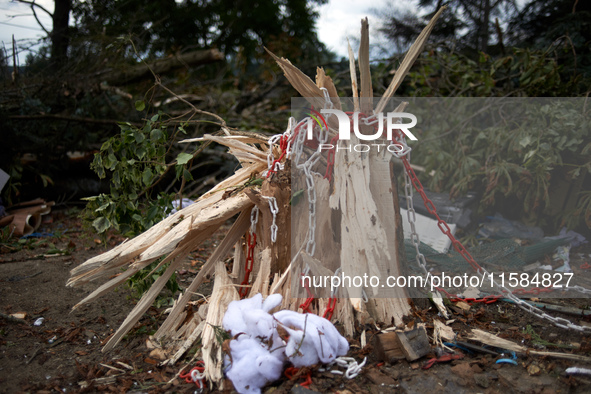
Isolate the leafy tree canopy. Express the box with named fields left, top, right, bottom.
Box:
left=70, top=0, right=328, bottom=66
left=508, top=0, right=591, bottom=76
left=379, top=0, right=519, bottom=55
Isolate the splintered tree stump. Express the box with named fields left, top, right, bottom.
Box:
left=68, top=11, right=447, bottom=387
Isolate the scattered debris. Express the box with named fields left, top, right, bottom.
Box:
left=479, top=213, right=544, bottom=240
left=455, top=301, right=471, bottom=312
left=423, top=353, right=463, bottom=369
left=9, top=311, right=27, bottom=320
left=0, top=198, right=55, bottom=237
left=454, top=341, right=499, bottom=356
left=527, top=364, right=541, bottom=376
left=432, top=319, right=455, bottom=347
left=399, top=189, right=476, bottom=228
left=554, top=245, right=572, bottom=272
left=565, top=367, right=591, bottom=376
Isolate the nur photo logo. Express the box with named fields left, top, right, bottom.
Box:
left=304, top=108, right=418, bottom=154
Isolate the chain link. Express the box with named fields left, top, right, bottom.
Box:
left=293, top=90, right=333, bottom=257
left=263, top=196, right=279, bottom=243
left=250, top=205, right=259, bottom=233
left=402, top=153, right=430, bottom=277
left=292, top=90, right=335, bottom=312
left=322, top=357, right=367, bottom=379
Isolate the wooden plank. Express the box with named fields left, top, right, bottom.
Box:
left=396, top=326, right=431, bottom=361
left=374, top=332, right=405, bottom=363
left=358, top=17, right=373, bottom=114
left=347, top=39, right=360, bottom=112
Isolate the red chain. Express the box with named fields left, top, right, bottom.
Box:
left=239, top=232, right=257, bottom=298
left=267, top=135, right=288, bottom=178
left=179, top=361, right=206, bottom=388
left=512, top=287, right=554, bottom=296
left=323, top=134, right=340, bottom=181
left=300, top=297, right=314, bottom=313
left=285, top=366, right=313, bottom=388
left=450, top=294, right=502, bottom=304
left=298, top=275, right=336, bottom=318
left=323, top=297, right=337, bottom=320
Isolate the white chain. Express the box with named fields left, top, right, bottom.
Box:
left=250, top=205, right=259, bottom=234
left=484, top=266, right=591, bottom=332
left=320, top=356, right=366, bottom=379
left=292, top=88, right=333, bottom=257
left=263, top=196, right=279, bottom=243
left=402, top=150, right=429, bottom=277
left=190, top=368, right=205, bottom=388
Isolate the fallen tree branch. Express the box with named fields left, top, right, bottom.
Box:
left=8, top=113, right=141, bottom=126
left=0, top=312, right=27, bottom=324
left=101, top=49, right=224, bottom=85
left=467, top=328, right=591, bottom=362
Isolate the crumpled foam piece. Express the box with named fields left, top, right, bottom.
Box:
left=225, top=336, right=284, bottom=394
left=274, top=310, right=350, bottom=367
left=222, top=294, right=349, bottom=393
left=223, top=293, right=264, bottom=335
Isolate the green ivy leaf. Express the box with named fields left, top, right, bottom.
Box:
left=92, top=216, right=111, bottom=233
left=136, top=146, right=147, bottom=159
left=519, top=136, right=532, bottom=148
left=95, top=201, right=111, bottom=212
left=176, top=152, right=193, bottom=165
left=142, top=168, right=153, bottom=186
left=150, top=128, right=163, bottom=141
left=135, top=100, right=146, bottom=111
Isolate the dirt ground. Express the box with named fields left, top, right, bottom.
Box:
left=2, top=208, right=591, bottom=393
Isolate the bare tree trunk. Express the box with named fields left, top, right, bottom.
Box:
left=51, top=0, right=71, bottom=70
left=479, top=0, right=491, bottom=52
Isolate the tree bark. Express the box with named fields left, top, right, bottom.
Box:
left=478, top=0, right=491, bottom=52
left=51, top=0, right=71, bottom=70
